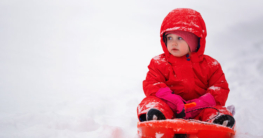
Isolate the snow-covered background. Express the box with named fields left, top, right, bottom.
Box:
left=1, top=0, right=263, bottom=137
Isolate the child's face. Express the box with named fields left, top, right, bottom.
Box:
left=166, top=33, right=189, bottom=57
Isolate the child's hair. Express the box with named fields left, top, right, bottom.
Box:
left=162, top=33, right=167, bottom=46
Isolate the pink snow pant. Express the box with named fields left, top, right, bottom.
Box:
left=137, top=96, right=233, bottom=123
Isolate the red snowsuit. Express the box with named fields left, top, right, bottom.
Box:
left=137, top=8, right=233, bottom=122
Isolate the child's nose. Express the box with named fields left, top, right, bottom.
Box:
left=171, top=40, right=178, bottom=46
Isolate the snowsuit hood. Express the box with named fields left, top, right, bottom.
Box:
left=160, top=8, right=207, bottom=63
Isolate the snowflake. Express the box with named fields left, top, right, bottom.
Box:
left=212, top=60, right=219, bottom=66
left=153, top=82, right=161, bottom=86
left=155, top=132, right=164, bottom=138
left=208, top=86, right=221, bottom=91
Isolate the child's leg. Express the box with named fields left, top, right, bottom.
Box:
left=194, top=106, right=235, bottom=128
left=137, top=96, right=174, bottom=122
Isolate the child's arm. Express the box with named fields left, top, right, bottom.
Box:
left=143, top=56, right=168, bottom=96
left=206, top=57, right=230, bottom=106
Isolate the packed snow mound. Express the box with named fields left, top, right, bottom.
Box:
left=213, top=17, right=263, bottom=138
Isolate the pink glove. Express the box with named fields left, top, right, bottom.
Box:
left=156, top=87, right=186, bottom=118
left=184, top=93, right=216, bottom=119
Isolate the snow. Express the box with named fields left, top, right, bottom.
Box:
left=208, top=86, right=221, bottom=91
left=153, top=115, right=158, bottom=120
left=153, top=55, right=166, bottom=65
left=1, top=0, right=263, bottom=138
left=146, top=102, right=159, bottom=109
left=155, top=132, right=164, bottom=138
left=153, top=82, right=162, bottom=86
left=212, top=60, right=219, bottom=66
left=227, top=105, right=236, bottom=116
left=161, top=27, right=181, bottom=35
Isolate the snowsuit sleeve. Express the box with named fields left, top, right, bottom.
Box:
left=143, top=57, right=168, bottom=97
left=206, top=57, right=230, bottom=106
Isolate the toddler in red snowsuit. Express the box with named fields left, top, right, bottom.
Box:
left=137, top=8, right=235, bottom=128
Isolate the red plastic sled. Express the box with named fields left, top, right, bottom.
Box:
left=137, top=119, right=235, bottom=138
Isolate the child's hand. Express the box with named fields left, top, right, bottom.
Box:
left=184, top=93, right=216, bottom=119
left=155, top=87, right=186, bottom=118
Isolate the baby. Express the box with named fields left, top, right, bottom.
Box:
left=137, top=8, right=235, bottom=128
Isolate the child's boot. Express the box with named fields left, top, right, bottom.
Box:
left=146, top=108, right=166, bottom=121
left=213, top=114, right=235, bottom=128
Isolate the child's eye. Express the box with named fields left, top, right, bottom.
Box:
left=167, top=37, right=172, bottom=40
left=178, top=37, right=183, bottom=40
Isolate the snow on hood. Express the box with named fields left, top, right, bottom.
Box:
left=160, top=8, right=207, bottom=62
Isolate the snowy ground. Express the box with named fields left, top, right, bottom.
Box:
left=1, top=0, right=263, bottom=138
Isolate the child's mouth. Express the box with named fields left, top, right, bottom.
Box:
left=172, top=48, right=179, bottom=51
